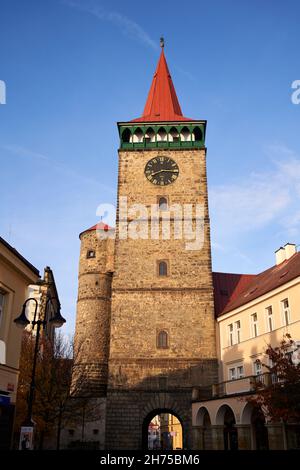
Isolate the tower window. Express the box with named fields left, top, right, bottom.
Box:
left=193, top=126, right=203, bottom=142
left=180, top=126, right=191, bottom=142
left=122, top=128, right=131, bottom=143
left=158, top=197, right=168, bottom=210
left=133, top=127, right=143, bottom=143
left=169, top=127, right=179, bottom=142
left=158, top=261, right=168, bottom=276
left=157, top=330, right=168, bottom=349
left=87, top=250, right=96, bottom=259
left=157, top=127, right=167, bottom=142
left=145, top=127, right=155, bottom=143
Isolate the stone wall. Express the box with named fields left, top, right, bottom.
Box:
left=105, top=147, right=218, bottom=449
left=72, top=231, right=114, bottom=397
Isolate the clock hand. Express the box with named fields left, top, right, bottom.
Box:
left=150, top=169, right=178, bottom=177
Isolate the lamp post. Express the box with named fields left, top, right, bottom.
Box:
left=14, top=296, right=66, bottom=449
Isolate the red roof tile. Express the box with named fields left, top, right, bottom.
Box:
left=79, top=221, right=114, bottom=238
left=131, top=49, right=194, bottom=123
left=213, top=252, right=300, bottom=317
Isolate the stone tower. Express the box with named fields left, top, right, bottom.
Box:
left=72, top=223, right=114, bottom=446
left=72, top=44, right=218, bottom=450
left=105, top=46, right=218, bottom=449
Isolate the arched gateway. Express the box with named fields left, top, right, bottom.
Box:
left=143, top=409, right=184, bottom=450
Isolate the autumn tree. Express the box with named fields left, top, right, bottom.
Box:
left=14, top=331, right=102, bottom=449
left=248, top=334, right=300, bottom=423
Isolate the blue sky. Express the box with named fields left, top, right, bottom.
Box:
left=1, top=0, right=300, bottom=336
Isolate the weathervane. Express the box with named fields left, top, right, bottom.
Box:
left=160, top=37, right=164, bottom=48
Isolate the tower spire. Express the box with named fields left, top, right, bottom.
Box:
left=131, top=44, right=193, bottom=122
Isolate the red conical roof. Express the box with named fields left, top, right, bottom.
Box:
left=131, top=49, right=193, bottom=122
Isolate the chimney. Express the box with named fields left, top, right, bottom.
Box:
left=284, top=243, right=297, bottom=260
left=275, top=247, right=286, bottom=265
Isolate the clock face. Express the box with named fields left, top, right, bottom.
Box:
left=144, top=156, right=179, bottom=186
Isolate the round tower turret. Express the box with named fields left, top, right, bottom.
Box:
left=72, top=223, right=114, bottom=397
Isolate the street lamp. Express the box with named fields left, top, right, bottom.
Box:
left=14, top=296, right=66, bottom=449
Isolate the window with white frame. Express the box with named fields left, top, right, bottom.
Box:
left=0, top=291, right=5, bottom=326
left=266, top=306, right=274, bottom=332
left=228, top=364, right=244, bottom=380
left=254, top=360, right=262, bottom=376
left=235, top=320, right=241, bottom=343
left=269, top=358, right=278, bottom=384
left=228, top=323, right=234, bottom=346
left=281, top=298, right=290, bottom=326
left=229, top=367, right=236, bottom=380
left=251, top=313, right=258, bottom=337
left=237, top=365, right=244, bottom=378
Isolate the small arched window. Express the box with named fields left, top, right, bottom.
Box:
left=158, top=261, right=168, bottom=276
left=158, top=197, right=168, bottom=211
left=122, top=128, right=131, bottom=143
left=133, top=127, right=143, bottom=143
left=193, top=127, right=202, bottom=142
left=157, top=330, right=168, bottom=349
left=180, top=126, right=191, bottom=142
left=157, top=127, right=167, bottom=142
left=169, top=127, right=179, bottom=142
left=145, top=127, right=155, bottom=143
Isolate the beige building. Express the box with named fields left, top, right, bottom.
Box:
left=192, top=243, right=300, bottom=450
left=0, top=237, right=39, bottom=449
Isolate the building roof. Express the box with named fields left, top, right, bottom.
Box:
left=0, top=236, right=40, bottom=276
left=213, top=251, right=300, bottom=317
left=131, top=48, right=194, bottom=123
left=79, top=221, right=114, bottom=238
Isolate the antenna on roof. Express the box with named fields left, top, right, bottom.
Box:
left=160, top=37, right=164, bottom=48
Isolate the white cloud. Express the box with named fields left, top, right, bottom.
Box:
left=210, top=147, right=300, bottom=244
left=65, top=0, right=158, bottom=51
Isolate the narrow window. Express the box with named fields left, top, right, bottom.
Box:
left=229, top=367, right=236, bottom=380
left=87, top=250, right=96, bottom=259
left=266, top=306, right=274, bottom=332
left=237, top=365, right=244, bottom=378
left=281, top=298, right=290, bottom=326
left=228, top=323, right=233, bottom=346
left=251, top=313, right=258, bottom=337
left=169, top=127, right=179, bottom=142
left=158, top=261, right=168, bottom=276
left=235, top=321, right=241, bottom=343
left=193, top=126, right=203, bottom=142
left=158, top=197, right=168, bottom=211
left=0, top=291, right=5, bottom=326
left=157, top=330, right=168, bottom=349
left=122, top=128, right=131, bottom=143
left=254, top=360, right=262, bottom=376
